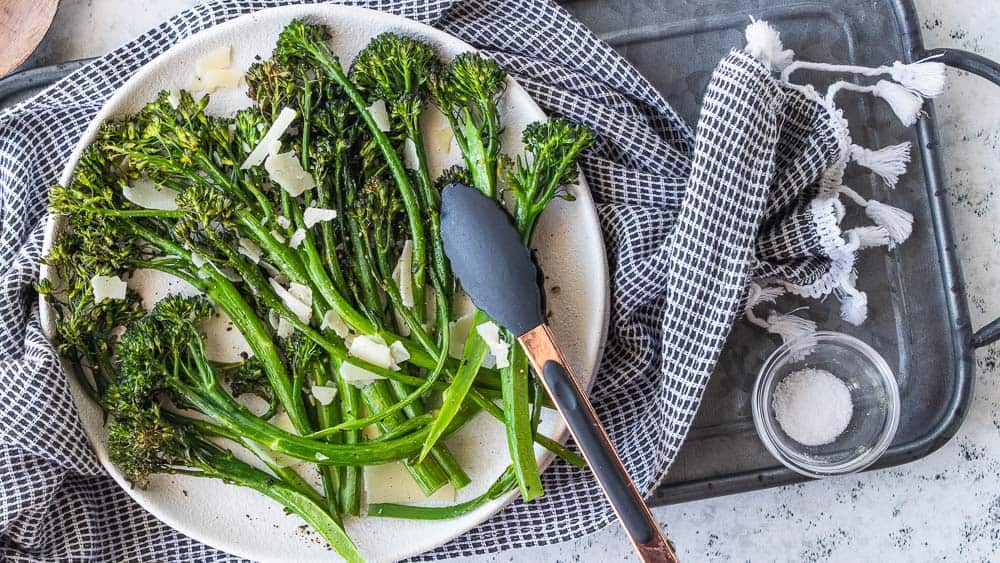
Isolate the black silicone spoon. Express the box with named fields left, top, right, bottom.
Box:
left=440, top=183, right=677, bottom=563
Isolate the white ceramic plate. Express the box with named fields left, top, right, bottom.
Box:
left=39, top=5, right=609, bottom=562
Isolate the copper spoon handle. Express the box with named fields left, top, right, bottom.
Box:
left=519, top=324, right=678, bottom=563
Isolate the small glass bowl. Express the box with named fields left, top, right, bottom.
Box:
left=752, top=331, right=900, bottom=478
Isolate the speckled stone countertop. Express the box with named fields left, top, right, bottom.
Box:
left=21, top=1, right=1000, bottom=560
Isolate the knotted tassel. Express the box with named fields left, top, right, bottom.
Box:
left=864, top=199, right=913, bottom=248
left=848, top=225, right=891, bottom=249
left=837, top=185, right=914, bottom=248
left=850, top=142, right=911, bottom=188
left=745, top=280, right=786, bottom=309
left=745, top=283, right=817, bottom=346
left=889, top=60, right=947, bottom=97
left=764, top=310, right=818, bottom=342
left=826, top=80, right=925, bottom=126
left=872, top=80, right=925, bottom=126
left=783, top=57, right=946, bottom=98
left=744, top=18, right=794, bottom=71
left=835, top=273, right=869, bottom=326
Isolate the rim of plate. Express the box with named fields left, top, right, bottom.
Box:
left=38, top=4, right=610, bottom=561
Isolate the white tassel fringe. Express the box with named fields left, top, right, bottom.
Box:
left=889, top=60, right=947, bottom=97
left=849, top=226, right=891, bottom=249
left=783, top=58, right=946, bottom=99
left=849, top=142, right=911, bottom=188
left=835, top=273, right=869, bottom=326
left=764, top=310, right=818, bottom=343
left=835, top=185, right=914, bottom=248
left=745, top=18, right=794, bottom=71
left=864, top=199, right=913, bottom=248
left=872, top=80, right=925, bottom=126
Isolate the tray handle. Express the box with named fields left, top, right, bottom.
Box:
left=918, top=48, right=1000, bottom=348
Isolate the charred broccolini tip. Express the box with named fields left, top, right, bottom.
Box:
left=350, top=32, right=440, bottom=117
left=430, top=52, right=508, bottom=199
left=508, top=117, right=595, bottom=242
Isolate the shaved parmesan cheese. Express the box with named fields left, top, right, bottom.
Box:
left=288, top=283, right=312, bottom=306
left=265, top=151, right=316, bottom=196
left=199, top=68, right=243, bottom=93
left=196, top=46, right=232, bottom=75
left=348, top=335, right=395, bottom=369
left=316, top=453, right=329, bottom=461
left=362, top=424, right=380, bottom=440
left=389, top=341, right=410, bottom=365
left=238, top=237, right=263, bottom=263
left=321, top=310, right=351, bottom=338
left=368, top=99, right=391, bottom=131
left=276, top=317, right=294, bottom=338
left=311, top=385, right=338, bottom=406
left=241, top=107, right=297, bottom=169
left=269, top=278, right=312, bottom=323
left=91, top=275, right=127, bottom=304
left=191, top=253, right=208, bottom=268
left=303, top=207, right=337, bottom=228
left=167, top=90, right=181, bottom=109
left=123, top=178, right=179, bottom=211
left=276, top=215, right=292, bottom=229
left=340, top=362, right=384, bottom=389
left=391, top=240, right=415, bottom=308
left=270, top=229, right=286, bottom=243
left=476, top=321, right=510, bottom=369
left=448, top=313, right=475, bottom=359
left=260, top=262, right=287, bottom=285
left=402, top=137, right=420, bottom=170
left=215, top=265, right=243, bottom=282
left=393, top=309, right=411, bottom=337
left=289, top=228, right=306, bottom=249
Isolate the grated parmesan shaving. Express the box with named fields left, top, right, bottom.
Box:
left=91, top=275, right=127, bottom=304
left=269, top=278, right=312, bottom=324
left=476, top=321, right=510, bottom=369
left=311, top=385, right=338, bottom=406
left=391, top=240, right=415, bottom=308
left=241, top=107, right=297, bottom=169
left=264, top=151, right=316, bottom=197
left=368, top=99, right=391, bottom=131
left=340, top=362, right=384, bottom=389
left=303, top=207, right=337, bottom=228
left=321, top=310, right=351, bottom=338
left=122, top=178, right=180, bottom=211
left=237, top=238, right=263, bottom=263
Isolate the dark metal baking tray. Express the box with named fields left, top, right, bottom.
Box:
left=561, top=0, right=1000, bottom=505
left=4, top=0, right=998, bottom=508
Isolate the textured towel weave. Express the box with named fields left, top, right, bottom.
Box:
left=1, top=1, right=897, bottom=560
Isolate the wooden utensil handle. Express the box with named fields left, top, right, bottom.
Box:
left=519, top=325, right=678, bottom=563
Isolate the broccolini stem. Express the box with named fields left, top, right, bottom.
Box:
left=299, top=39, right=429, bottom=332
left=332, top=355, right=364, bottom=516
left=500, top=342, right=544, bottom=501
left=419, top=309, right=489, bottom=463
left=200, top=270, right=312, bottom=434
left=196, top=446, right=362, bottom=562
left=368, top=466, right=517, bottom=520
left=362, top=381, right=449, bottom=496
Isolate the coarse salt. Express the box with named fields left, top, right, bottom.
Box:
left=771, top=368, right=853, bottom=447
